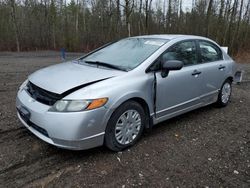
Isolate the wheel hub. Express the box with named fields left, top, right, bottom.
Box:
left=221, top=82, right=231, bottom=103
left=115, top=109, right=141, bottom=145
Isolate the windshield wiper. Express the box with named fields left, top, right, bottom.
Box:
left=83, top=60, right=127, bottom=71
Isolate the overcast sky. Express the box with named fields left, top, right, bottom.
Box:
left=153, top=0, right=193, bottom=12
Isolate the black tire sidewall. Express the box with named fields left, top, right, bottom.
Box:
left=105, top=101, right=145, bottom=151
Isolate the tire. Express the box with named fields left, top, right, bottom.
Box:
left=105, top=100, right=145, bottom=151
left=216, top=79, right=232, bottom=107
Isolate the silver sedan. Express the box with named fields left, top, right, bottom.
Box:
left=16, top=35, right=237, bottom=151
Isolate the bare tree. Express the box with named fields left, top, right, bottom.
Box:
left=121, top=0, right=134, bottom=36
left=9, top=0, right=20, bottom=52
left=0, top=0, right=250, bottom=54
left=206, top=0, right=213, bottom=37
left=145, top=0, right=153, bottom=34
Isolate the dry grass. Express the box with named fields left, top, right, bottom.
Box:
left=235, top=51, right=250, bottom=64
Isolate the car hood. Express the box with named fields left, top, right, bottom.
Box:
left=28, top=61, right=124, bottom=94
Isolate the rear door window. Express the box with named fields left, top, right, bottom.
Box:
left=199, top=41, right=223, bottom=63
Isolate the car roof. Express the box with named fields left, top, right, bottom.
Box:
left=132, top=34, right=209, bottom=41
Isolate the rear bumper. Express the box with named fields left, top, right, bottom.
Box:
left=16, top=88, right=107, bottom=150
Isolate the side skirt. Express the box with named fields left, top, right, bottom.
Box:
left=152, top=90, right=219, bottom=125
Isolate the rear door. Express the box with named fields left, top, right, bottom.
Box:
left=154, top=40, right=203, bottom=120
left=196, top=40, right=227, bottom=104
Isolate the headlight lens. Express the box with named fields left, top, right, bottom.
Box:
left=49, top=98, right=108, bottom=112
left=54, top=100, right=70, bottom=111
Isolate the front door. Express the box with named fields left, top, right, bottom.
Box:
left=155, top=40, right=203, bottom=120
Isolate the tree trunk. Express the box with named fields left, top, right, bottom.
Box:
left=75, top=0, right=79, bottom=35
left=138, top=0, right=142, bottom=35
left=145, top=0, right=153, bottom=34
left=206, top=0, right=213, bottom=37
left=116, top=0, right=121, bottom=34
left=10, top=0, right=20, bottom=52
left=228, top=0, right=239, bottom=53
left=167, top=0, right=172, bottom=32
left=232, top=0, right=244, bottom=53
left=124, top=0, right=134, bottom=37
left=215, top=0, right=225, bottom=42
left=222, top=0, right=232, bottom=45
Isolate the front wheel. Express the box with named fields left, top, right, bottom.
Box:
left=105, top=101, right=145, bottom=151
left=216, top=79, right=232, bottom=107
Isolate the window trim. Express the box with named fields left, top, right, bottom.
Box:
left=146, top=39, right=199, bottom=73
left=197, top=39, right=223, bottom=64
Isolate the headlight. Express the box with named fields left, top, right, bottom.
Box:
left=49, top=98, right=108, bottom=112
left=19, top=79, right=28, bottom=90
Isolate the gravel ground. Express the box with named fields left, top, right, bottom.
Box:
left=0, top=52, right=249, bottom=187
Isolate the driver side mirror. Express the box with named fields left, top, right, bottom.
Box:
left=161, top=60, right=183, bottom=78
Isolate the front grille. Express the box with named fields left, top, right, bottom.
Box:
left=18, top=109, right=49, bottom=137
left=26, top=81, right=61, bottom=106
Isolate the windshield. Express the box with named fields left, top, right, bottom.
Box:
left=80, top=38, right=168, bottom=71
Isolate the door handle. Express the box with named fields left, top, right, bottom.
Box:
left=218, top=65, right=226, bottom=70
left=192, top=70, right=202, bottom=76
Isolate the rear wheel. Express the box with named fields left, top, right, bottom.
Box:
left=105, top=101, right=145, bottom=151
left=216, top=79, right=232, bottom=107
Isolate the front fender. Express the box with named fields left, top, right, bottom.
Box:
left=64, top=71, right=154, bottom=130
left=100, top=90, right=153, bottom=133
